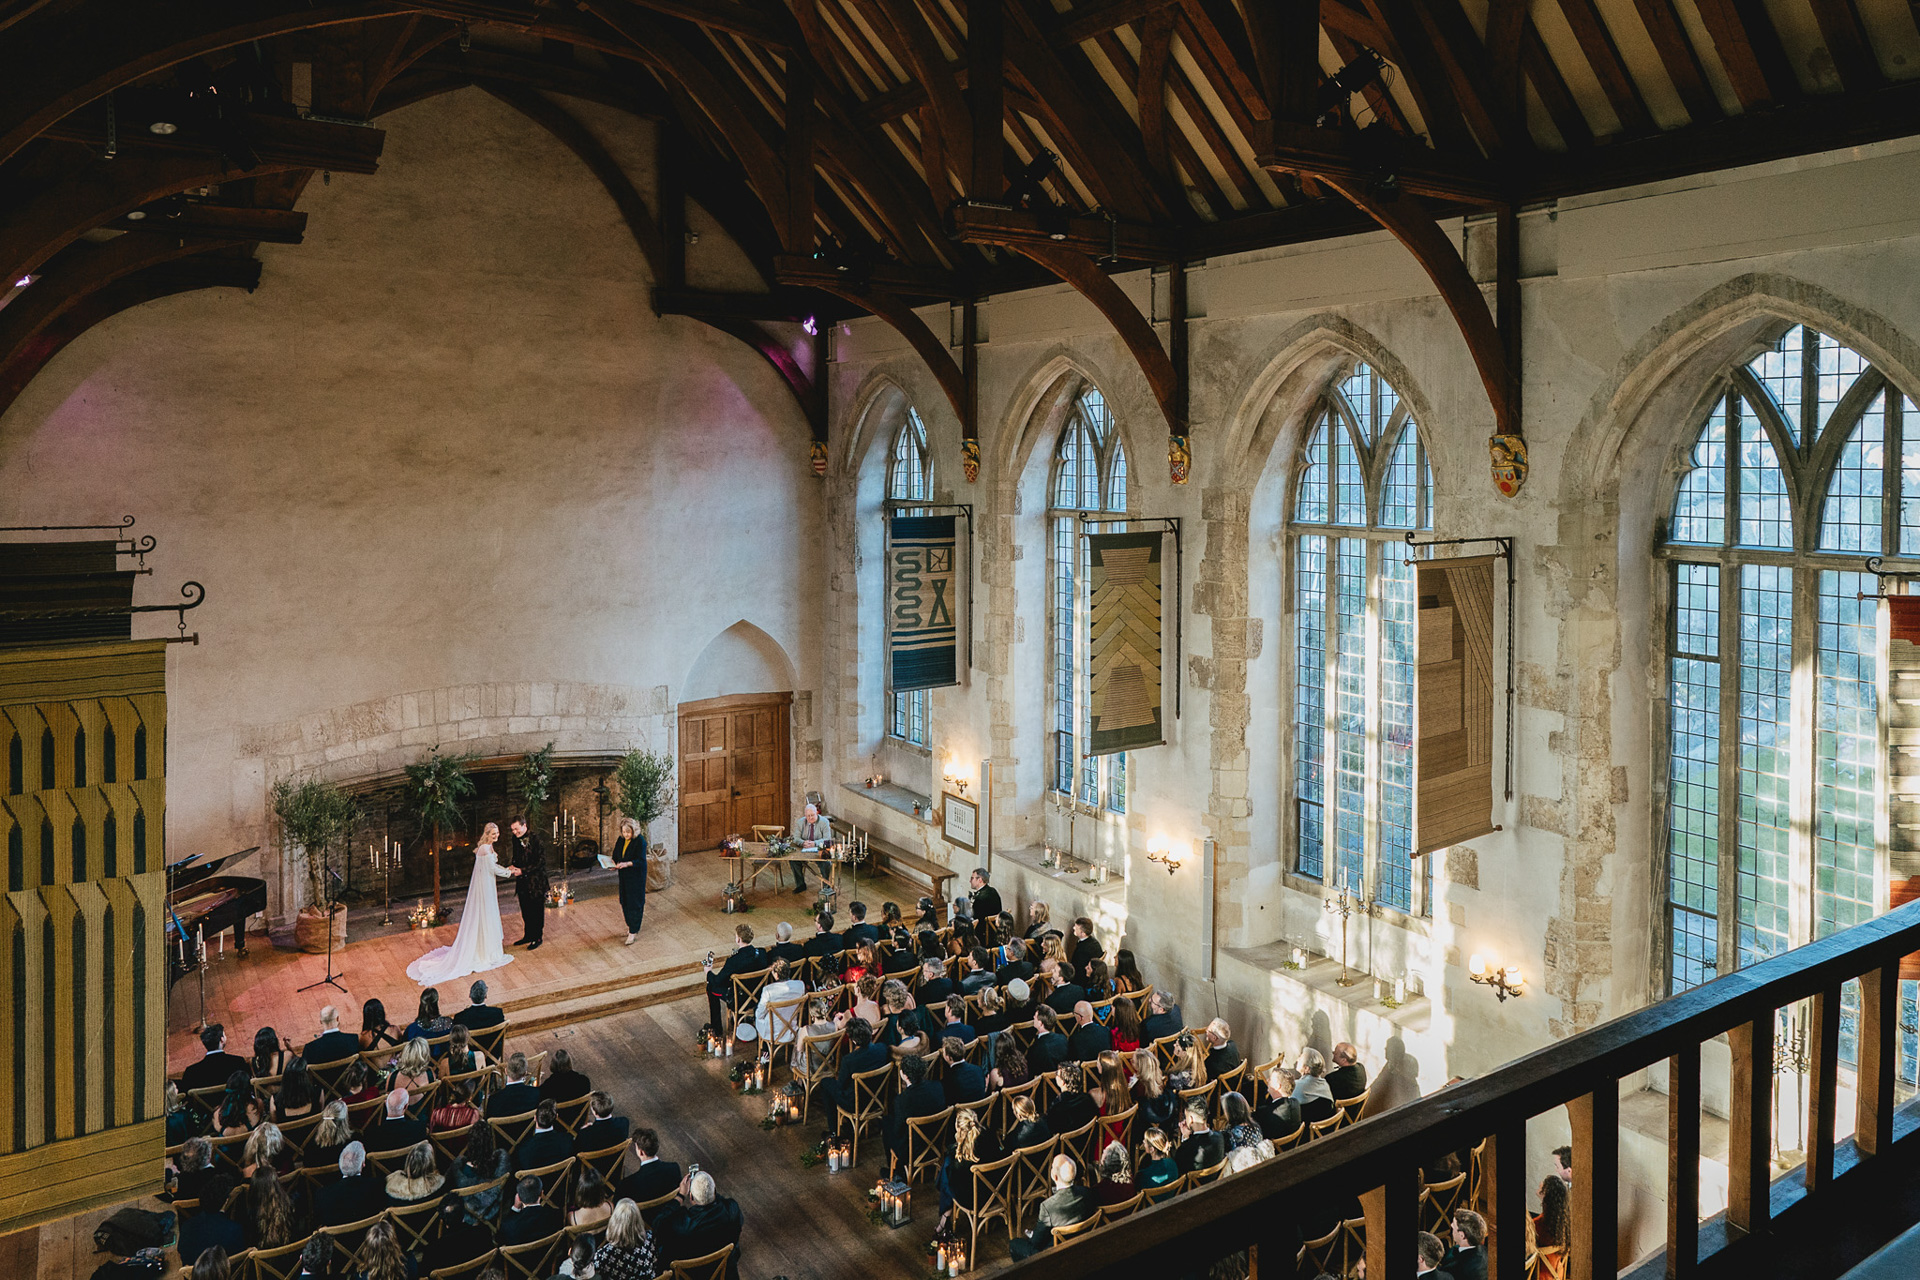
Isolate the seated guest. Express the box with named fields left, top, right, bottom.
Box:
left=452, top=978, right=506, bottom=1042
left=1131, top=1052, right=1177, bottom=1132
left=1175, top=1101, right=1226, bottom=1173
left=574, top=1091, right=629, bottom=1153
left=359, top=998, right=401, bottom=1053
left=973, top=987, right=1014, bottom=1037
left=448, top=1123, right=511, bottom=1224
left=164, top=1081, right=198, bottom=1148
left=385, top=1140, right=445, bottom=1207
left=430, top=1078, right=480, bottom=1133
left=1068, top=917, right=1103, bottom=981
left=1326, top=1041, right=1369, bottom=1101
left=652, top=1171, right=745, bottom=1279
left=704, top=923, right=769, bottom=1033
left=1082, top=959, right=1115, bottom=1002
left=803, top=911, right=843, bottom=961
left=210, top=1079, right=262, bottom=1136
left=959, top=948, right=996, bottom=996
left=933, top=995, right=975, bottom=1044
left=338, top=1058, right=382, bottom=1107
left=916, top=957, right=955, bottom=1006
left=1166, top=1040, right=1208, bottom=1094
left=515, top=1099, right=574, bottom=1172
left=541, top=1048, right=592, bottom=1104
left=1292, top=1048, right=1335, bottom=1123
left=350, top=1219, right=409, bottom=1280
left=843, top=942, right=879, bottom=985
left=439, top=1024, right=490, bottom=1078
left=422, top=1196, right=494, bottom=1275
left=1009, top=1155, right=1095, bottom=1259
left=187, top=1246, right=235, bottom=1280
left=1045, top=1063, right=1099, bottom=1137
left=1005, top=1093, right=1050, bottom=1151
left=1136, top=1127, right=1179, bottom=1187
left=179, top=1173, right=244, bottom=1262
left=1027, top=1007, right=1071, bottom=1075
left=1040, top=959, right=1087, bottom=1015
left=363, top=1088, right=428, bottom=1154
left=171, top=1136, right=218, bottom=1205
left=304, top=1005, right=361, bottom=1069
left=318, top=1142, right=388, bottom=1226
left=935, top=1107, right=1004, bottom=1232
left=230, top=1165, right=304, bottom=1247
left=182, top=1024, right=249, bottom=1095
left=1068, top=1002, right=1112, bottom=1062
left=1221, top=1091, right=1262, bottom=1151
left=295, top=1233, right=332, bottom=1279
left=822, top=1019, right=890, bottom=1136
left=1204, top=1018, right=1242, bottom=1079
left=849, top=974, right=884, bottom=1029
left=242, top=1121, right=296, bottom=1178
left=1445, top=1209, right=1489, bottom=1280
left=1416, top=1230, right=1449, bottom=1278
left=250, top=1027, right=291, bottom=1080
left=767, top=920, right=807, bottom=966
left=308, top=1102, right=362, bottom=1168
left=940, top=1037, right=987, bottom=1105
left=592, top=1199, right=656, bottom=1277
left=1532, top=1173, right=1571, bottom=1251
left=916, top=896, right=942, bottom=933
left=844, top=901, right=880, bottom=947
left=390, top=1038, right=437, bottom=1097
left=884, top=1053, right=948, bottom=1169
left=1024, top=901, right=1052, bottom=940
left=614, top=1127, right=682, bottom=1217
left=570, top=1167, right=615, bottom=1231
left=1113, top=949, right=1146, bottom=996
left=874, top=979, right=924, bottom=1052
left=1139, top=989, right=1184, bottom=1044
left=1108, top=998, right=1142, bottom=1055
left=753, top=959, right=808, bottom=1045
left=402, top=987, right=454, bottom=1054
left=273, top=1062, right=320, bottom=1123
left=500, top=1174, right=563, bottom=1245
left=486, top=1053, right=541, bottom=1119
left=1255, top=1067, right=1303, bottom=1141
left=1093, top=1140, right=1135, bottom=1206
left=995, top=938, right=1035, bottom=986
left=883, top=925, right=918, bottom=975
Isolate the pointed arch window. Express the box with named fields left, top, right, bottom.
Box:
left=1289, top=361, right=1432, bottom=914
left=887, top=408, right=933, bottom=747
left=1050, top=386, right=1130, bottom=809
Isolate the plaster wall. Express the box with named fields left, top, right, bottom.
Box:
left=0, top=89, right=827, bottom=920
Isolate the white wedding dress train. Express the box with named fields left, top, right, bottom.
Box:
left=407, top=841, right=515, bottom=985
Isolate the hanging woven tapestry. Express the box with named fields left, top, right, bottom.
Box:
left=1087, top=530, right=1164, bottom=755
left=889, top=514, right=958, bottom=692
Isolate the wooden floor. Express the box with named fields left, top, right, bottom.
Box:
left=166, top=850, right=890, bottom=1074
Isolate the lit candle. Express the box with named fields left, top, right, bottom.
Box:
left=1393, top=976, right=1407, bottom=1004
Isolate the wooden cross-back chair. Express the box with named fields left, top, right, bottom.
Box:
left=427, top=1251, right=500, bottom=1280
left=1099, top=1191, right=1146, bottom=1224
left=249, top=1232, right=312, bottom=1280
left=449, top=1173, right=510, bottom=1230
left=1056, top=1115, right=1104, bottom=1176
left=1141, top=1177, right=1185, bottom=1206
left=670, top=1243, right=734, bottom=1280
left=576, top=1140, right=628, bottom=1184
left=836, top=1063, right=895, bottom=1167
left=387, top=1195, right=443, bottom=1257
left=951, top=1148, right=1019, bottom=1262
left=1010, top=1139, right=1060, bottom=1234
left=487, top=1108, right=539, bottom=1150
left=1186, top=1158, right=1227, bottom=1190
left=761, top=988, right=809, bottom=1074
left=185, top=1085, right=226, bottom=1126
left=346, top=1096, right=386, bottom=1131
left=518, top=1156, right=574, bottom=1211
left=431, top=1124, right=474, bottom=1169
left=1248, top=1055, right=1285, bottom=1106
left=1049, top=1212, right=1101, bottom=1246
left=794, top=1027, right=844, bottom=1124
left=305, top=1054, right=360, bottom=1097
left=1331, top=1090, right=1368, bottom=1128
left=319, top=1211, right=386, bottom=1271
left=497, top=1229, right=567, bottom=1280
left=277, top=1111, right=324, bottom=1159
left=364, top=1145, right=417, bottom=1180
left=173, top=1250, right=253, bottom=1280
left=900, top=1104, right=955, bottom=1185
left=725, top=967, right=774, bottom=1039
left=991, top=1075, right=1042, bottom=1134
left=1420, top=1172, right=1468, bottom=1237
left=208, top=1131, right=251, bottom=1178
left=549, top=1092, right=592, bottom=1135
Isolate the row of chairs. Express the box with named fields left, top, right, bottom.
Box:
left=179, top=1022, right=515, bottom=1119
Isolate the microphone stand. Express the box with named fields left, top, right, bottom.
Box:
left=299, top=865, right=349, bottom=994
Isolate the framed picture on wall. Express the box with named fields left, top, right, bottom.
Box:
left=942, top=793, right=978, bottom=853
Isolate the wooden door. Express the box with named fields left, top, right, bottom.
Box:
left=677, top=693, right=792, bottom=851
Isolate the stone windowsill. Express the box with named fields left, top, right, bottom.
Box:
left=1280, top=870, right=1435, bottom=939
left=840, top=779, right=939, bottom=824
left=1224, top=938, right=1434, bottom=1032
left=991, top=842, right=1128, bottom=902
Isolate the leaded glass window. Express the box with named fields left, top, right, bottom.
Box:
left=1289, top=361, right=1432, bottom=915
left=1050, top=387, right=1128, bottom=811
left=888, top=410, right=931, bottom=746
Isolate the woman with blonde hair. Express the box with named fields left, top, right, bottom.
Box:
left=935, top=1106, right=1004, bottom=1231
left=1006, top=1092, right=1050, bottom=1150
left=352, top=1218, right=409, bottom=1280
left=1137, top=1125, right=1179, bottom=1187
left=609, top=816, right=649, bottom=947
left=391, top=1037, right=435, bottom=1095
left=852, top=973, right=883, bottom=1028
left=383, top=1140, right=444, bottom=1206
left=591, top=1198, right=658, bottom=1279
left=406, top=821, right=517, bottom=985
left=1024, top=900, right=1051, bottom=939
left=1132, top=1049, right=1176, bottom=1131
left=1094, top=1139, right=1135, bottom=1206
left=306, top=1100, right=352, bottom=1169
left=242, top=1121, right=294, bottom=1178
left=1167, top=1037, right=1208, bottom=1093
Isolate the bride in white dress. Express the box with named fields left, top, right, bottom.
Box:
left=407, top=822, right=519, bottom=985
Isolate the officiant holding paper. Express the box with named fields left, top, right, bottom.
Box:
left=608, top=817, right=648, bottom=947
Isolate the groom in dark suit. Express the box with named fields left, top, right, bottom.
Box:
left=507, top=816, right=549, bottom=950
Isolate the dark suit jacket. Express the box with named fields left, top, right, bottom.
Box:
left=1045, top=1091, right=1098, bottom=1137
left=1006, top=1119, right=1051, bottom=1151
left=1068, top=1023, right=1112, bottom=1061
left=362, top=1114, right=428, bottom=1155
left=1070, top=937, right=1102, bottom=979
left=540, top=1070, right=591, bottom=1103
left=1444, top=1247, right=1487, bottom=1280
left=315, top=1173, right=389, bottom=1227
left=486, top=1081, right=541, bottom=1119
left=1206, top=1041, right=1243, bottom=1079
left=652, top=1197, right=745, bottom=1280
left=514, top=1127, right=573, bottom=1172
left=1326, top=1063, right=1369, bottom=1101
left=768, top=942, right=807, bottom=966
left=1175, top=1130, right=1227, bottom=1172
left=574, top=1116, right=629, bottom=1153
left=507, top=832, right=549, bottom=894
left=1298, top=1092, right=1335, bottom=1124
left=499, top=1202, right=563, bottom=1246
left=180, top=1051, right=250, bottom=1095
left=944, top=1062, right=988, bottom=1105
left=1028, top=1033, right=1071, bottom=1075
left=918, top=976, right=955, bottom=1005
left=1044, top=983, right=1088, bottom=1015
left=995, top=961, right=1035, bottom=986
left=423, top=1222, right=496, bottom=1274
left=803, top=931, right=844, bottom=960
left=836, top=1043, right=893, bottom=1095
left=708, top=946, right=770, bottom=1002
left=844, top=922, right=881, bottom=947
left=1140, top=1009, right=1184, bottom=1043
left=303, top=1030, right=361, bottom=1067
left=1256, top=1097, right=1303, bottom=1141
left=887, top=1080, right=950, bottom=1153
left=970, top=885, right=1002, bottom=922
left=177, top=1210, right=246, bottom=1265
left=453, top=1004, right=506, bottom=1034
left=1028, top=1186, right=1097, bottom=1249
left=616, top=1159, right=683, bottom=1215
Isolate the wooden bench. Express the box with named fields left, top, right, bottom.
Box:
left=833, top=820, right=956, bottom=908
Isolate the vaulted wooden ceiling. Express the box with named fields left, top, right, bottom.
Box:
left=3, top=0, right=1919, bottom=463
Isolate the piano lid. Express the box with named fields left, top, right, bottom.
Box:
left=166, top=846, right=261, bottom=888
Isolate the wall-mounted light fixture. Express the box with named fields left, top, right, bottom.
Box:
left=941, top=756, right=969, bottom=796
left=1145, top=833, right=1186, bottom=875
left=1468, top=953, right=1525, bottom=1002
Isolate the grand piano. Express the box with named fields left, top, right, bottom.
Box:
left=165, top=847, right=265, bottom=985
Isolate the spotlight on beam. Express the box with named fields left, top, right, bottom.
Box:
left=148, top=121, right=178, bottom=136
left=1316, top=49, right=1388, bottom=127
left=802, top=316, right=819, bottom=336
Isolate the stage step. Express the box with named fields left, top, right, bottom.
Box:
left=504, top=961, right=706, bottom=1038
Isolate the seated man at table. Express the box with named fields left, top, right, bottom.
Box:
left=790, top=801, right=835, bottom=894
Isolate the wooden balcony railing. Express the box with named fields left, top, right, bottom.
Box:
left=986, top=899, right=1920, bottom=1280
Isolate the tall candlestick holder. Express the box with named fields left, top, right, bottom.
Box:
left=1323, top=869, right=1374, bottom=987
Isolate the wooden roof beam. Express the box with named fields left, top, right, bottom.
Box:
left=105, top=202, right=308, bottom=242
left=1806, top=0, right=1883, bottom=92
left=949, top=201, right=1181, bottom=262
left=1627, top=0, right=1723, bottom=122
left=1256, top=121, right=1507, bottom=206
left=1555, top=0, right=1655, bottom=135
left=1690, top=0, right=1800, bottom=108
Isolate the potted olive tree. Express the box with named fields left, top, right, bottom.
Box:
left=614, top=747, right=676, bottom=888
left=403, top=745, right=477, bottom=925
left=271, top=776, right=361, bottom=954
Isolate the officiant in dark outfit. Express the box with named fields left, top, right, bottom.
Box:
left=611, top=817, right=648, bottom=947
left=507, top=816, right=548, bottom=950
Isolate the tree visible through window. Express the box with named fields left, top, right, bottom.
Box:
left=1050, top=387, right=1128, bottom=811
left=1289, top=361, right=1433, bottom=915
left=1661, top=323, right=1920, bottom=1078
left=888, top=409, right=931, bottom=746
